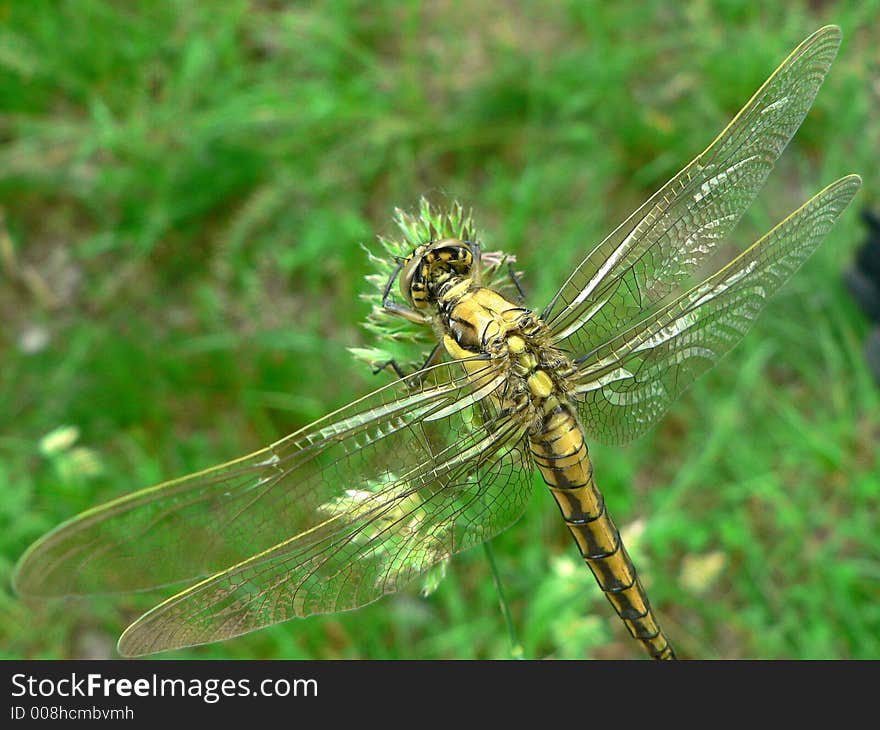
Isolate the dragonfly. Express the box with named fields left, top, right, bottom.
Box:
left=14, top=25, right=860, bottom=659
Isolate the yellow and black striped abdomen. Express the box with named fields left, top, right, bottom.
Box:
left=529, top=403, right=675, bottom=660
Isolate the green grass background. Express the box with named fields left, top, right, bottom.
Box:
left=1, top=0, right=878, bottom=660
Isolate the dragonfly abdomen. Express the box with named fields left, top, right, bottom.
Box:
left=433, top=280, right=676, bottom=659
left=530, top=402, right=675, bottom=660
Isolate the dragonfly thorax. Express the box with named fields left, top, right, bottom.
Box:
left=399, top=239, right=475, bottom=309
left=437, top=284, right=580, bottom=414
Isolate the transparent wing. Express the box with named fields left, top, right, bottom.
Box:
left=116, top=415, right=530, bottom=655
left=542, top=25, right=842, bottom=353
left=571, top=175, right=860, bottom=444
left=14, top=358, right=532, bottom=611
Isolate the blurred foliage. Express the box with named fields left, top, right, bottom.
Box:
left=1, top=0, right=878, bottom=660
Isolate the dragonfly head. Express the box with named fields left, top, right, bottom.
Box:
left=399, top=239, right=476, bottom=309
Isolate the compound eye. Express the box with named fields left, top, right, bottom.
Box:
left=398, top=255, right=422, bottom=307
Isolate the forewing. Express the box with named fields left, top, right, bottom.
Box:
left=542, top=26, right=842, bottom=353
left=116, top=415, right=531, bottom=655
left=14, top=358, right=531, bottom=598
left=571, top=175, right=860, bottom=444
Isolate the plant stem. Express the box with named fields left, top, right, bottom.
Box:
left=483, top=541, right=524, bottom=659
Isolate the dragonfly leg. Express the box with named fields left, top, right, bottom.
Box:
left=372, top=342, right=444, bottom=381
left=372, top=358, right=409, bottom=379
left=507, top=261, right=527, bottom=304
left=381, top=299, right=430, bottom=325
